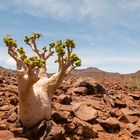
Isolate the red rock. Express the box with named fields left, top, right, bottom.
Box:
left=73, top=117, right=98, bottom=138
left=110, top=108, right=122, bottom=117
left=58, top=94, right=72, bottom=105
left=92, top=124, right=104, bottom=132
left=10, top=96, right=19, bottom=106
left=114, top=99, right=127, bottom=108
left=103, top=94, right=114, bottom=107
left=123, top=129, right=134, bottom=139
left=0, top=79, right=3, bottom=84
left=9, top=138, right=28, bottom=140
left=11, top=127, right=23, bottom=136
left=52, top=102, right=61, bottom=110
left=8, top=113, right=17, bottom=123
left=51, top=110, right=69, bottom=123
left=119, top=114, right=139, bottom=123
left=68, top=87, right=88, bottom=95
left=73, top=117, right=91, bottom=127
left=47, top=125, right=65, bottom=140
left=0, top=105, right=12, bottom=111
left=126, top=123, right=140, bottom=136
left=129, top=93, right=140, bottom=100
left=0, top=130, right=14, bottom=140
left=6, top=84, right=18, bottom=95
left=121, top=108, right=140, bottom=116
left=73, top=77, right=106, bottom=94
left=64, top=122, right=76, bottom=134
left=0, top=98, right=4, bottom=107
left=77, top=125, right=98, bottom=138
left=0, top=124, right=7, bottom=130
left=99, top=117, right=120, bottom=133
left=59, top=104, right=73, bottom=112
left=136, top=119, right=140, bottom=127
left=72, top=103, right=97, bottom=121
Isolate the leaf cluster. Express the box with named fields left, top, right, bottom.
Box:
left=54, top=39, right=81, bottom=67
left=3, top=35, right=17, bottom=48
left=3, top=33, right=81, bottom=70
left=24, top=32, right=42, bottom=43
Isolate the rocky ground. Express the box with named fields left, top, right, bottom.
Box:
left=0, top=67, right=140, bottom=140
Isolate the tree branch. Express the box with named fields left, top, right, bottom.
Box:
left=27, top=67, right=39, bottom=84
left=44, top=46, right=54, bottom=60
left=8, top=47, right=19, bottom=62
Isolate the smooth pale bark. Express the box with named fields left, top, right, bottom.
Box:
left=6, top=41, right=75, bottom=128
left=17, top=68, right=66, bottom=128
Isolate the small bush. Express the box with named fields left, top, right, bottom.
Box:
left=129, top=78, right=140, bottom=89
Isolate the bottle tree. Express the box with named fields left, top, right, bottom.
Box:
left=3, top=33, right=81, bottom=128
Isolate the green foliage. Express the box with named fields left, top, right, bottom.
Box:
left=24, top=32, right=42, bottom=43
left=42, top=46, right=47, bottom=53
left=54, top=39, right=81, bottom=67
left=3, top=33, right=81, bottom=70
left=49, top=42, right=55, bottom=48
left=3, top=34, right=45, bottom=69
left=70, top=54, right=81, bottom=66
left=24, top=56, right=45, bottom=68
left=3, top=35, right=17, bottom=48
left=64, top=39, right=75, bottom=48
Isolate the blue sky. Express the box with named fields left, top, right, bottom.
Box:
left=0, top=0, right=140, bottom=74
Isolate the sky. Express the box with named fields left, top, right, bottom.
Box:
left=0, top=0, right=140, bottom=74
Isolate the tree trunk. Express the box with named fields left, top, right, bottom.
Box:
left=18, top=71, right=65, bottom=128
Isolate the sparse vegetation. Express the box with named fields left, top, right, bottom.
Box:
left=129, top=78, right=140, bottom=89
left=3, top=32, right=81, bottom=127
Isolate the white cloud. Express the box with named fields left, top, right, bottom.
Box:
left=3, top=0, right=114, bottom=21
left=1, top=0, right=140, bottom=29
left=14, top=0, right=79, bottom=20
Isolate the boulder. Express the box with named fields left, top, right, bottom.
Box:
left=10, top=96, right=19, bottom=106
left=110, top=108, right=122, bottom=117
left=67, top=87, right=88, bottom=95
left=119, top=114, right=139, bottom=123
left=64, top=122, right=76, bottom=134
left=58, top=104, right=74, bottom=112
left=0, top=130, right=14, bottom=140
left=126, top=123, right=140, bottom=136
left=8, top=112, right=17, bottom=123
left=51, top=110, right=69, bottom=123
left=0, top=105, right=13, bottom=111
left=99, top=117, right=120, bottom=133
left=77, top=125, right=98, bottom=138
left=47, top=125, right=65, bottom=140
left=73, top=117, right=98, bottom=138
left=72, top=103, right=97, bottom=121
left=73, top=77, right=106, bottom=95
left=114, top=99, right=127, bottom=108
left=58, top=95, right=72, bottom=105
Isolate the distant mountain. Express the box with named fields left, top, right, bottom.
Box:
left=71, top=67, right=121, bottom=79
left=0, top=65, right=140, bottom=79
left=0, top=66, right=15, bottom=73
left=128, top=70, right=140, bottom=79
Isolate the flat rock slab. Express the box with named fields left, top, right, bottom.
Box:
left=72, top=103, right=97, bottom=121
left=126, top=123, right=140, bottom=137
left=99, top=117, right=120, bottom=133
left=0, top=130, right=14, bottom=140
